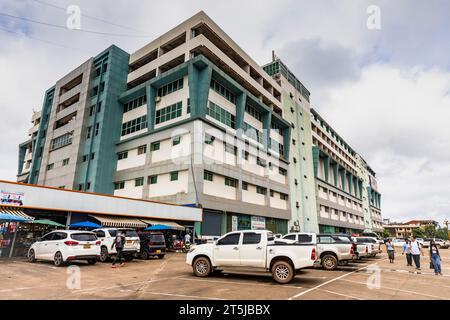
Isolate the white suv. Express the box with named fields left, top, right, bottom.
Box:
left=93, top=228, right=140, bottom=262
left=28, top=230, right=100, bottom=266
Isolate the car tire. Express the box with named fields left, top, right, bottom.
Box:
left=322, top=254, right=338, bottom=270
left=99, top=246, right=109, bottom=262
left=157, top=255, right=165, bottom=259
left=87, top=259, right=97, bottom=265
left=124, top=255, right=134, bottom=262
left=193, top=257, right=211, bottom=277
left=28, top=249, right=36, bottom=263
left=272, top=260, right=294, bottom=284
left=141, top=251, right=149, bottom=260
left=54, top=251, right=64, bottom=267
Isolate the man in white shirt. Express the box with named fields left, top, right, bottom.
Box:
left=409, top=236, right=423, bottom=270
left=184, top=233, right=191, bottom=244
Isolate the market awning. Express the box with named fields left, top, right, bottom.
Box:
left=90, top=215, right=147, bottom=228
left=0, top=206, right=34, bottom=221
left=140, top=218, right=185, bottom=231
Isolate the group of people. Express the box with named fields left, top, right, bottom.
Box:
left=385, top=236, right=443, bottom=275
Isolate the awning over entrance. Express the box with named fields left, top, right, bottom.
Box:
left=90, top=215, right=147, bottom=228
left=140, top=218, right=185, bottom=231
left=0, top=206, right=34, bottom=221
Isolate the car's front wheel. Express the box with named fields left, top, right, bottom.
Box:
left=54, top=251, right=64, bottom=267
left=28, top=249, right=36, bottom=263
left=124, top=255, right=134, bottom=262
left=322, top=254, right=338, bottom=270
left=193, top=257, right=211, bottom=277
left=87, top=259, right=97, bottom=265
left=99, top=247, right=109, bottom=262
left=141, top=251, right=149, bottom=260
left=272, top=260, right=294, bottom=284
left=157, top=254, right=165, bottom=259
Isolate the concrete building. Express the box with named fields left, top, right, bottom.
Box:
left=17, top=11, right=382, bottom=236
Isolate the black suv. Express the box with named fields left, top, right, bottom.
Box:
left=137, top=232, right=166, bottom=259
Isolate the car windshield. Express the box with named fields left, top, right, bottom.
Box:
left=71, top=233, right=97, bottom=241
left=119, top=229, right=138, bottom=238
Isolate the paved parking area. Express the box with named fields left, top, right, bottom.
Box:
left=1, top=248, right=450, bottom=300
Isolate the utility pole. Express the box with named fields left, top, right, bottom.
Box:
left=444, top=219, right=449, bottom=240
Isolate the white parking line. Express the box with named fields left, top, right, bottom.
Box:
left=318, top=288, right=365, bottom=300
left=287, top=260, right=384, bottom=300
left=338, top=278, right=450, bottom=300
left=117, top=288, right=226, bottom=300
left=177, top=276, right=303, bottom=289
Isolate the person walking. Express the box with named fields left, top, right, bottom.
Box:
left=409, top=236, right=423, bottom=270
left=386, top=239, right=395, bottom=263
left=111, top=231, right=126, bottom=268
left=429, top=240, right=443, bottom=275
left=402, top=239, right=412, bottom=266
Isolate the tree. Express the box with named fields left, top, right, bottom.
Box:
left=413, top=228, right=425, bottom=238
left=381, top=229, right=389, bottom=238
left=435, top=228, right=449, bottom=240
left=423, top=224, right=437, bottom=238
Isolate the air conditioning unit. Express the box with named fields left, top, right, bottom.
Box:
left=155, top=96, right=162, bottom=103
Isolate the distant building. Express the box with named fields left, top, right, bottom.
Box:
left=404, top=220, right=439, bottom=227
left=383, top=224, right=419, bottom=238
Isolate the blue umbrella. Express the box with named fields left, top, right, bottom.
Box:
left=69, top=221, right=101, bottom=228
left=144, top=224, right=172, bottom=231
left=0, top=213, right=28, bottom=222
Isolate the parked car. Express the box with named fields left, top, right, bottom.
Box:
left=186, top=230, right=318, bottom=284
left=28, top=230, right=100, bottom=266
left=93, top=228, right=141, bottom=262
left=355, top=237, right=382, bottom=256
left=280, top=233, right=355, bottom=270
left=350, top=237, right=369, bottom=259
left=423, top=238, right=449, bottom=249
left=416, top=238, right=424, bottom=246
left=137, top=232, right=166, bottom=259
left=392, top=238, right=406, bottom=247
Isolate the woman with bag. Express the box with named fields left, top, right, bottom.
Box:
left=429, top=240, right=442, bottom=275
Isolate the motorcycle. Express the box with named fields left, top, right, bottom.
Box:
left=182, top=240, right=191, bottom=253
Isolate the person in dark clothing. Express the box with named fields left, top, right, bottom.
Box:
left=429, top=240, right=443, bottom=275
left=111, top=231, right=126, bottom=268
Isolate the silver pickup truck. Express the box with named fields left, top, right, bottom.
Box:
left=281, top=233, right=356, bottom=270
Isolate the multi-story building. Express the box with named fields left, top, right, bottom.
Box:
left=17, top=11, right=382, bottom=236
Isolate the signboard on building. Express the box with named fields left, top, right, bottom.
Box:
left=251, top=216, right=266, bottom=230
left=231, top=215, right=238, bottom=231
left=1, top=190, right=24, bottom=206
left=369, top=176, right=378, bottom=192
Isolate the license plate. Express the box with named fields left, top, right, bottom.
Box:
left=126, top=240, right=132, bottom=244
left=156, top=250, right=161, bottom=254
left=83, top=244, right=91, bottom=249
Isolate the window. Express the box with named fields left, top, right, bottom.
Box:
left=137, top=145, right=147, bottom=155
left=225, top=177, right=237, bottom=188
left=210, top=79, right=236, bottom=104
left=89, top=105, right=95, bottom=116
left=117, top=151, right=128, bottom=160
left=256, top=157, right=267, bottom=167
left=242, top=182, right=248, bottom=191
left=82, top=155, right=88, bottom=162
left=170, top=171, right=178, bottom=181
left=172, top=136, right=181, bottom=146
left=204, top=171, right=213, bottom=182
left=90, top=153, right=95, bottom=160
left=280, top=193, right=288, bottom=200
left=47, top=163, right=54, bottom=171
left=157, top=78, right=184, bottom=97
left=242, top=150, right=249, bottom=160
left=217, top=233, right=240, bottom=245
left=148, top=175, right=158, bottom=184
left=319, top=236, right=336, bottom=244
left=50, top=132, right=72, bottom=150
left=95, top=230, right=105, bottom=238
left=245, top=104, right=262, bottom=122
left=283, top=235, right=296, bottom=241
left=206, top=101, right=236, bottom=129
left=86, top=126, right=92, bottom=139
left=271, top=122, right=283, bottom=136
left=114, top=181, right=125, bottom=190
left=187, top=98, right=191, bottom=114
left=155, top=102, right=182, bottom=125
left=298, top=235, right=313, bottom=243
left=270, top=190, right=274, bottom=197
left=243, top=232, right=261, bottom=245
left=86, top=182, right=91, bottom=190
left=124, top=95, right=147, bottom=113
left=121, top=115, right=147, bottom=136
left=256, top=186, right=267, bottom=195
left=95, top=123, right=100, bottom=136
left=151, top=142, right=160, bottom=151
left=224, top=143, right=237, bottom=155
left=243, top=123, right=263, bottom=144
left=62, top=158, right=70, bottom=166
left=204, top=134, right=215, bottom=145
left=78, top=184, right=84, bottom=191
left=135, top=177, right=144, bottom=187
left=97, top=102, right=102, bottom=113
left=279, top=167, right=287, bottom=176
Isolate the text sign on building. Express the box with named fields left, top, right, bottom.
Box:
left=369, top=176, right=378, bottom=192
left=1, top=190, right=24, bottom=206
left=251, top=216, right=266, bottom=230
left=231, top=215, right=238, bottom=231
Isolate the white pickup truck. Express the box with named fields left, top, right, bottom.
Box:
left=186, top=230, right=318, bottom=284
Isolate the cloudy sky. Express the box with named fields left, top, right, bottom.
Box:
left=1, top=0, right=449, bottom=224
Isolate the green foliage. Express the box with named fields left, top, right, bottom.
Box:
left=381, top=229, right=390, bottom=238
left=435, top=228, right=449, bottom=240
left=423, top=224, right=437, bottom=238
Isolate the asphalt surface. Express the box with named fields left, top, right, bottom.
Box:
left=1, top=247, right=449, bottom=300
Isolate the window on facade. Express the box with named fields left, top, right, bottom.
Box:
left=114, top=181, right=125, bottom=190
left=97, top=102, right=102, bottom=113
left=90, top=153, right=95, bottom=160
left=256, top=157, right=267, bottom=167
left=137, top=145, right=147, bottom=155
left=170, top=171, right=179, bottom=181
left=157, top=78, right=184, bottom=97
left=86, top=182, right=91, bottom=190
left=204, top=134, right=215, bottom=145
left=242, top=150, right=249, bottom=160
left=271, top=122, right=284, bottom=136
left=118, top=151, right=128, bottom=160
left=121, top=115, right=148, bottom=136
left=89, top=105, right=95, bottom=116
left=280, top=193, right=288, bottom=200
left=224, top=177, right=237, bottom=188
left=245, top=104, right=262, bottom=122
left=155, top=102, right=182, bottom=125
left=148, top=175, right=157, bottom=184
left=95, top=123, right=100, bottom=136
left=62, top=158, right=70, bottom=166
left=242, top=181, right=248, bottom=191
left=47, top=163, right=54, bottom=171
left=204, top=171, right=213, bottom=182
left=243, top=123, right=263, bottom=144
left=86, top=126, right=92, bottom=139
left=150, top=142, right=160, bottom=151
left=82, top=155, right=88, bottom=162
left=172, top=136, right=181, bottom=146
left=224, top=143, right=237, bottom=155
left=256, top=186, right=267, bottom=195
left=50, top=132, right=73, bottom=151
left=187, top=98, right=191, bottom=114
left=270, top=190, right=274, bottom=197
left=124, top=95, right=147, bottom=113
left=210, top=79, right=236, bottom=104
left=206, top=101, right=235, bottom=129
left=78, top=184, right=84, bottom=191
left=135, top=177, right=144, bottom=187
left=279, top=167, right=287, bottom=176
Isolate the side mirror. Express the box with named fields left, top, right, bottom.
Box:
left=37, top=237, right=42, bottom=242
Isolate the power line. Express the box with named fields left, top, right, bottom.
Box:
left=30, top=0, right=151, bottom=35
left=0, top=12, right=150, bottom=38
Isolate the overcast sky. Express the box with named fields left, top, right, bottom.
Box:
left=1, top=0, right=449, bottom=224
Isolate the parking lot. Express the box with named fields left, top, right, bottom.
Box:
left=1, top=248, right=450, bottom=300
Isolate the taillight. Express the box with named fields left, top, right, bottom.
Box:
left=96, top=241, right=101, bottom=246
left=350, top=245, right=354, bottom=255
left=64, top=241, right=79, bottom=246
left=365, top=245, right=368, bottom=253
left=311, top=247, right=316, bottom=260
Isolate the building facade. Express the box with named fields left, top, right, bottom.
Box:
left=17, top=11, right=382, bottom=237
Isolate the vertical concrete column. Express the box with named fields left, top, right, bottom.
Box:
left=235, top=92, right=246, bottom=131
left=283, top=126, right=291, bottom=160
left=263, top=112, right=271, bottom=151
left=146, top=85, right=156, bottom=131
left=323, top=156, right=330, bottom=183
left=331, top=162, right=338, bottom=186
left=221, top=212, right=228, bottom=235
